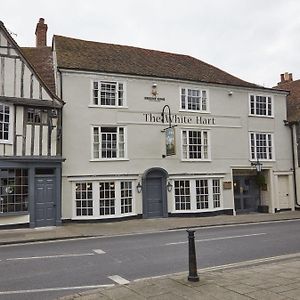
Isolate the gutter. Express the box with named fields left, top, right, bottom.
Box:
left=284, top=120, right=300, bottom=207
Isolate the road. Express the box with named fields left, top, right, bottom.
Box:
left=0, top=219, right=299, bottom=299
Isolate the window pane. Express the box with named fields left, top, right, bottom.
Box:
left=75, top=182, right=93, bottom=216
left=174, top=180, right=190, bottom=210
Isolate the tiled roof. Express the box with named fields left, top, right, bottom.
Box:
left=276, top=80, right=300, bottom=122
left=54, top=35, right=260, bottom=88
left=21, top=47, right=56, bottom=94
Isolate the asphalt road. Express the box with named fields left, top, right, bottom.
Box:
left=0, top=219, right=300, bottom=299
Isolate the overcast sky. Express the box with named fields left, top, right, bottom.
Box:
left=2, top=0, right=300, bottom=87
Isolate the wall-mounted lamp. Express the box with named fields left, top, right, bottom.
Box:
left=228, top=90, right=233, bottom=96
left=251, top=158, right=263, bottom=173
left=166, top=181, right=173, bottom=192
left=136, top=182, right=142, bottom=193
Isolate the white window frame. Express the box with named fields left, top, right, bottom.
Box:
left=91, top=126, right=127, bottom=161
left=72, top=180, right=136, bottom=219
left=181, top=129, right=211, bottom=161
left=249, top=94, right=273, bottom=117
left=172, top=178, right=223, bottom=213
left=0, top=103, right=13, bottom=144
left=91, top=80, right=126, bottom=108
left=249, top=132, right=274, bottom=161
left=180, top=87, right=209, bottom=112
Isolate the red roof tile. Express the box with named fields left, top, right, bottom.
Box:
left=54, top=35, right=260, bottom=89
left=21, top=47, right=56, bottom=95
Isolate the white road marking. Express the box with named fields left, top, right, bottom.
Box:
left=93, top=249, right=106, bottom=254
left=108, top=275, right=130, bottom=285
left=0, top=284, right=115, bottom=295
left=0, top=219, right=299, bottom=248
left=6, top=253, right=95, bottom=261
left=165, top=232, right=267, bottom=245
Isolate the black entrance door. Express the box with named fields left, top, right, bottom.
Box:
left=145, top=177, right=164, bottom=218
left=233, top=176, right=259, bottom=213
left=35, top=176, right=56, bottom=226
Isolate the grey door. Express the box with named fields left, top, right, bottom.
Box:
left=233, top=176, right=259, bottom=213
left=145, top=177, right=164, bottom=218
left=35, top=176, right=56, bottom=227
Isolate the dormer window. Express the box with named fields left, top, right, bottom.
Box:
left=92, top=81, right=125, bottom=107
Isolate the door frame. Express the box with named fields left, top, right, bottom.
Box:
left=142, top=167, right=168, bottom=218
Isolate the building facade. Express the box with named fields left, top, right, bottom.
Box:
left=0, top=20, right=64, bottom=228
left=52, top=35, right=295, bottom=222
left=276, top=72, right=300, bottom=210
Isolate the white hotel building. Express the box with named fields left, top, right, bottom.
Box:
left=1, top=18, right=296, bottom=227
left=51, top=33, right=295, bottom=222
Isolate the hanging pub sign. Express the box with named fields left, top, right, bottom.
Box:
left=165, top=127, right=176, bottom=156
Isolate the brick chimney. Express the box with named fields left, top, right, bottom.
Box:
left=35, top=18, right=48, bottom=47
left=279, top=72, right=293, bottom=83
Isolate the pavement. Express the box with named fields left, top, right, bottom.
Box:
left=59, top=253, right=300, bottom=300
left=1, top=210, right=300, bottom=300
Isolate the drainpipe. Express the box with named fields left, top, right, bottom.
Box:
left=285, top=120, right=300, bottom=207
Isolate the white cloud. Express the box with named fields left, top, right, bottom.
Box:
left=2, top=0, right=300, bottom=87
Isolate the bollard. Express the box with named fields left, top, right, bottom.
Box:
left=187, top=229, right=199, bottom=282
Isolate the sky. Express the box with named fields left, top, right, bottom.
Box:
left=2, top=0, right=300, bottom=88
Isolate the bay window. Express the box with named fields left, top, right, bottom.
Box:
left=173, top=178, right=222, bottom=212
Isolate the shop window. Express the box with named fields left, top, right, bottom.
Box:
left=0, top=169, right=28, bottom=213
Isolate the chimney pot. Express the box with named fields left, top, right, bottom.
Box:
left=35, top=18, right=48, bottom=47
left=279, top=72, right=293, bottom=83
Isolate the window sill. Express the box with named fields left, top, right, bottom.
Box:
left=0, top=211, right=28, bottom=217
left=0, top=140, right=13, bottom=145
left=72, top=213, right=136, bottom=219
left=90, top=158, right=129, bottom=162
left=179, top=109, right=211, bottom=114
left=173, top=208, right=223, bottom=213
left=88, top=105, right=128, bottom=109
left=181, top=159, right=211, bottom=162
left=248, top=114, right=274, bottom=119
